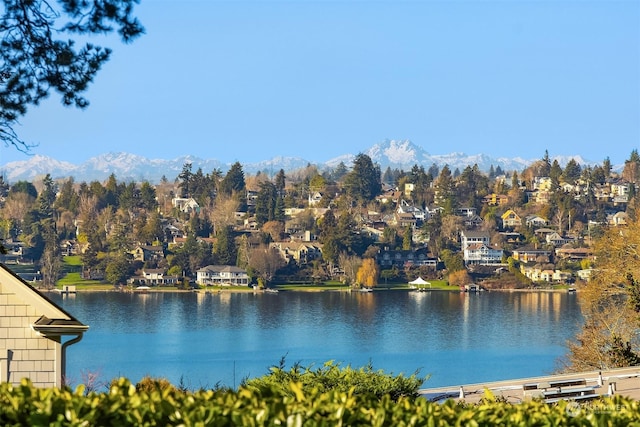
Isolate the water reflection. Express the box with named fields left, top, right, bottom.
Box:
left=51, top=290, right=582, bottom=389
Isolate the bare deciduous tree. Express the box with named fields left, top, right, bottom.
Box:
left=209, top=193, right=240, bottom=235
left=249, top=245, right=285, bottom=285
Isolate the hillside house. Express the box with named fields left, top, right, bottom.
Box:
left=512, top=245, right=552, bottom=264
left=308, top=192, right=323, bottom=206
left=130, top=245, right=165, bottom=263
left=462, top=214, right=484, bottom=228
left=545, top=232, right=570, bottom=247
left=397, top=201, right=427, bottom=222
left=59, top=240, right=79, bottom=256
left=404, top=183, right=415, bottom=198
left=376, top=190, right=402, bottom=204
left=271, top=241, right=323, bottom=265
left=172, top=197, right=200, bottom=214
left=394, top=212, right=417, bottom=228
left=196, top=265, right=249, bottom=286
left=454, top=207, right=477, bottom=217
left=525, top=215, right=548, bottom=228
left=501, top=209, right=522, bottom=228
left=0, top=264, right=88, bottom=387
left=460, top=230, right=490, bottom=249
left=483, top=193, right=510, bottom=206
left=608, top=211, right=628, bottom=226
left=555, top=246, right=594, bottom=261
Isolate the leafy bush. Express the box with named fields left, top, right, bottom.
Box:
left=242, top=359, right=427, bottom=401
left=1, top=378, right=640, bottom=425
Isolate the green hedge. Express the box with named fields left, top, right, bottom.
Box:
left=1, top=378, right=640, bottom=426
left=242, top=360, right=426, bottom=401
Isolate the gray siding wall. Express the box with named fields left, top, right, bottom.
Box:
left=0, top=285, right=59, bottom=387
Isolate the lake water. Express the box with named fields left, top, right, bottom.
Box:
left=51, top=289, right=583, bottom=390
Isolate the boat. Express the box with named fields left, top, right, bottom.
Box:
left=358, top=287, right=373, bottom=293
left=134, top=286, right=151, bottom=293
left=264, top=288, right=279, bottom=294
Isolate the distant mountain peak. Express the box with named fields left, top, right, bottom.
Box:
left=0, top=141, right=599, bottom=183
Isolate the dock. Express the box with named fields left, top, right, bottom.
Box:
left=420, top=366, right=640, bottom=403
left=58, top=285, right=77, bottom=295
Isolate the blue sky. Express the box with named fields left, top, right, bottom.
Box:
left=2, top=0, right=639, bottom=167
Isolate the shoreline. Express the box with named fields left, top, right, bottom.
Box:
left=41, top=285, right=576, bottom=294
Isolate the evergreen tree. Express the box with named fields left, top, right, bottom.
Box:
left=104, top=174, right=119, bottom=208
left=541, top=150, right=552, bottom=176
left=0, top=0, right=144, bottom=150
left=10, top=181, right=37, bottom=199
left=427, top=163, right=440, bottom=180
left=343, top=154, right=382, bottom=203
left=55, top=178, right=80, bottom=214
left=331, top=162, right=349, bottom=181
left=139, top=182, right=158, bottom=211
left=382, top=167, right=395, bottom=185
left=602, top=157, right=612, bottom=179
left=562, top=159, right=582, bottom=183
left=434, top=165, right=455, bottom=213
left=37, top=174, right=56, bottom=221
left=255, top=181, right=278, bottom=226
left=220, top=162, right=246, bottom=196
left=178, top=163, right=193, bottom=198
left=214, top=225, right=237, bottom=265
left=623, top=149, right=640, bottom=183
left=275, top=169, right=286, bottom=195
left=549, top=159, right=562, bottom=187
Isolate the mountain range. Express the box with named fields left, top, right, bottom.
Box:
left=0, top=139, right=594, bottom=183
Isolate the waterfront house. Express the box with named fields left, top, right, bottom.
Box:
left=376, top=247, right=437, bottom=268
left=463, top=243, right=503, bottom=266
left=0, top=264, right=88, bottom=387
left=196, top=265, right=250, bottom=286
left=128, top=269, right=181, bottom=286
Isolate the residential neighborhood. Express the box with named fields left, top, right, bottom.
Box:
left=0, top=150, right=638, bottom=291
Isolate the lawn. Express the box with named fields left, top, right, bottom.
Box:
left=56, top=257, right=108, bottom=289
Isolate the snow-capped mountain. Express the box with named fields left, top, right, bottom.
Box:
left=0, top=140, right=594, bottom=183
left=326, top=140, right=539, bottom=172
left=1, top=154, right=77, bottom=181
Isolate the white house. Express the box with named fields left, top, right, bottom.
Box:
left=460, top=230, right=503, bottom=266
left=196, top=265, right=250, bottom=286
left=463, top=243, right=503, bottom=266
left=172, top=197, right=200, bottom=214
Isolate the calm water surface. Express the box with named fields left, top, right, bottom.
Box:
left=51, top=290, right=582, bottom=389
